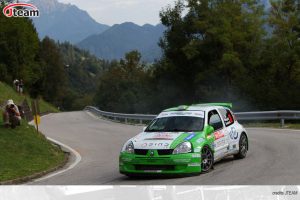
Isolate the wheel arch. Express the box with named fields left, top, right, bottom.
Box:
left=202, top=144, right=214, bottom=159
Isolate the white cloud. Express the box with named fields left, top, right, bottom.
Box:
left=57, top=0, right=176, bottom=25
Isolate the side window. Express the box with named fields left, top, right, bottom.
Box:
left=208, top=110, right=223, bottom=130
left=226, top=110, right=235, bottom=125
left=218, top=108, right=234, bottom=127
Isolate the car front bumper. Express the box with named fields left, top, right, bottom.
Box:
left=119, top=151, right=202, bottom=175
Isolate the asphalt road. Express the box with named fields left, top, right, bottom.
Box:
left=32, top=111, right=300, bottom=185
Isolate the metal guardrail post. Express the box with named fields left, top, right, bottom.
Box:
left=281, top=119, right=285, bottom=128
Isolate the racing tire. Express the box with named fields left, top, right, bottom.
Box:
left=234, top=133, right=248, bottom=159
left=201, top=146, right=214, bottom=173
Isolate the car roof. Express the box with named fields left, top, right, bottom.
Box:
left=163, top=103, right=232, bottom=112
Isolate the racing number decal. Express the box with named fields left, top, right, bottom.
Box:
left=228, top=113, right=233, bottom=123
left=229, top=127, right=238, bottom=140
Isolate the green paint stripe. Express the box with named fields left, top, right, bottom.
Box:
left=170, top=133, right=189, bottom=149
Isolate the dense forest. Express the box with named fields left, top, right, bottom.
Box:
left=95, top=0, right=300, bottom=113
left=1, top=0, right=300, bottom=113
left=0, top=0, right=109, bottom=110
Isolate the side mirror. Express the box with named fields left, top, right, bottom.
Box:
left=143, top=127, right=147, bottom=132
left=204, top=125, right=214, bottom=137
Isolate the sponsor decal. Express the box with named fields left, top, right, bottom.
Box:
left=229, top=127, right=239, bottom=140
left=194, top=147, right=201, bottom=152
left=157, top=111, right=204, bottom=118
left=174, top=159, right=191, bottom=163
left=228, top=113, right=234, bottom=123
left=145, top=132, right=174, bottom=140
left=188, top=163, right=201, bottom=167
left=135, top=132, right=182, bottom=149
left=211, top=143, right=215, bottom=149
left=192, top=154, right=201, bottom=158
left=141, top=142, right=169, bottom=148
left=158, top=113, right=169, bottom=117
left=145, top=138, right=173, bottom=140
left=184, top=133, right=196, bottom=141
left=214, top=139, right=225, bottom=148
left=3, top=3, right=40, bottom=18
left=196, top=138, right=205, bottom=143
left=214, top=131, right=225, bottom=140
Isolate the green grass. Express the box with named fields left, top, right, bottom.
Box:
left=0, top=81, right=58, bottom=113
left=0, top=118, right=65, bottom=182
left=0, top=81, right=64, bottom=182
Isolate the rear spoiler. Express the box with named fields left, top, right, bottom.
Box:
left=194, top=103, right=233, bottom=109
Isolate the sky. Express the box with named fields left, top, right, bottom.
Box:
left=58, top=0, right=176, bottom=26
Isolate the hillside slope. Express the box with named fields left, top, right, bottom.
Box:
left=0, top=81, right=58, bottom=113
left=0, top=82, right=65, bottom=183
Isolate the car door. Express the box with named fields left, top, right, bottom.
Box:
left=208, top=109, right=228, bottom=160
left=218, top=108, right=238, bottom=153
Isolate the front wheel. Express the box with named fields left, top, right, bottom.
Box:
left=234, top=133, right=248, bottom=159
left=201, top=146, right=213, bottom=173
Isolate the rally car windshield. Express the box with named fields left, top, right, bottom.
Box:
left=145, top=116, right=204, bottom=132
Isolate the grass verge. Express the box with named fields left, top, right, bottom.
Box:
left=0, top=118, right=65, bottom=183
left=243, top=122, right=300, bottom=129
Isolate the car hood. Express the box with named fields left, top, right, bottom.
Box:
left=131, top=131, right=203, bottom=150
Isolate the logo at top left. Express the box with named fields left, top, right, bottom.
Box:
left=3, top=3, right=39, bottom=17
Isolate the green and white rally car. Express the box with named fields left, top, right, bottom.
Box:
left=119, top=103, right=248, bottom=176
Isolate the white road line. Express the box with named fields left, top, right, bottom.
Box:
left=28, top=137, right=82, bottom=183
left=26, top=115, right=82, bottom=183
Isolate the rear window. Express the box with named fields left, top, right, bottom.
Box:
left=218, top=108, right=235, bottom=127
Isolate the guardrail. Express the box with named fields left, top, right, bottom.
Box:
left=85, top=106, right=156, bottom=124
left=85, top=106, right=300, bottom=127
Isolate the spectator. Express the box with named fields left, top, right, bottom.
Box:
left=13, top=79, right=19, bottom=92
left=2, top=99, right=21, bottom=129
left=19, top=79, right=24, bottom=95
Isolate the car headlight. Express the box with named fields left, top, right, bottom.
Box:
left=123, top=141, right=134, bottom=154
left=173, top=142, right=192, bottom=154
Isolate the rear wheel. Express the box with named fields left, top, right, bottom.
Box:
left=234, top=133, right=248, bottom=159
left=201, top=146, right=213, bottom=173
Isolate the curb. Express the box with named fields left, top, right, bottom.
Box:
left=0, top=142, right=70, bottom=185
left=30, top=137, right=82, bottom=183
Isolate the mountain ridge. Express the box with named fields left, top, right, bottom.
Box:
left=30, top=0, right=110, bottom=43
left=77, top=22, right=165, bottom=62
